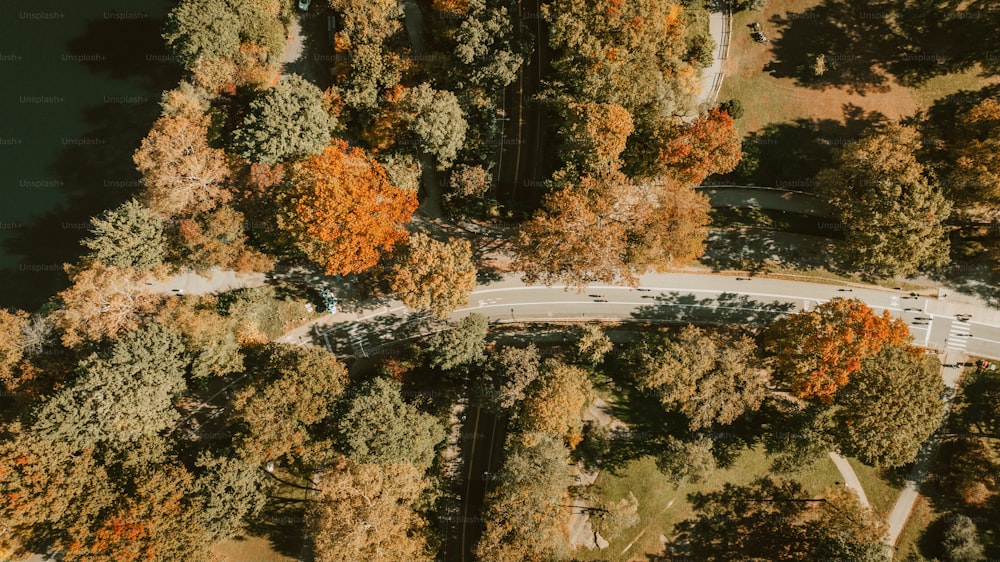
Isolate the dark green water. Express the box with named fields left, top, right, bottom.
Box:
left=0, top=0, right=178, bottom=310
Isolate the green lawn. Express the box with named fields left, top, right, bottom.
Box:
left=574, top=446, right=842, bottom=561
left=846, top=457, right=904, bottom=517
left=892, top=494, right=937, bottom=560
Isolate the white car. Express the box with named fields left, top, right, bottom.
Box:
left=298, top=0, right=311, bottom=11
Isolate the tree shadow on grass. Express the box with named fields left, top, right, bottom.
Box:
left=730, top=104, right=887, bottom=187
left=700, top=228, right=840, bottom=273
left=763, top=0, right=999, bottom=92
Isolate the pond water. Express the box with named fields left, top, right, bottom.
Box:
left=0, top=0, right=178, bottom=310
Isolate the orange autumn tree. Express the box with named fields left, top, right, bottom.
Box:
left=763, top=298, right=912, bottom=403
left=280, top=140, right=417, bottom=275
left=658, top=107, right=742, bottom=184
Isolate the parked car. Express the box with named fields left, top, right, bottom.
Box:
left=298, top=0, right=311, bottom=11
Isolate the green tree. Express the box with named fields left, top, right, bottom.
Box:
left=308, top=459, right=435, bottom=562
left=31, top=323, right=188, bottom=448
left=808, top=487, right=888, bottom=561
left=590, top=491, right=640, bottom=541
left=329, top=0, right=404, bottom=110
left=520, top=359, right=593, bottom=445
left=193, top=453, right=272, bottom=541
left=476, top=433, right=571, bottom=562
left=0, top=423, right=116, bottom=556
left=454, top=0, right=523, bottom=91
left=424, top=313, right=489, bottom=370
left=574, top=324, right=613, bottom=366
left=402, top=83, right=468, bottom=170
left=817, top=123, right=951, bottom=277
left=233, top=344, right=348, bottom=462
left=234, top=74, right=335, bottom=165
left=336, top=377, right=445, bottom=467
left=835, top=345, right=946, bottom=468
left=82, top=199, right=165, bottom=271
left=628, top=326, right=768, bottom=431
left=479, top=344, right=542, bottom=411
left=390, top=233, right=477, bottom=319
left=763, top=402, right=837, bottom=473
left=941, top=513, right=985, bottom=562
left=163, top=0, right=241, bottom=70
left=654, top=435, right=717, bottom=484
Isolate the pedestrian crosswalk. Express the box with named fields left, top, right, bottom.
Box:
left=946, top=322, right=972, bottom=352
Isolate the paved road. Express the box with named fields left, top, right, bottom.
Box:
left=828, top=452, right=871, bottom=509
left=693, top=9, right=729, bottom=113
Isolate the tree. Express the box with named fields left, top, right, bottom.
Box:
left=673, top=477, right=812, bottom=561
left=940, top=514, right=985, bottom=562
left=234, top=74, right=336, bottom=165
left=574, top=324, right=612, bottom=366
left=763, top=298, right=912, bottom=403
left=424, top=313, right=489, bottom=370
left=0, top=423, right=116, bottom=556
left=835, top=345, right=946, bottom=468
left=520, top=360, right=593, bottom=445
left=69, top=464, right=209, bottom=562
left=654, top=435, right=717, bottom=484
left=233, top=344, right=348, bottom=462
left=945, top=98, right=1000, bottom=214
left=454, top=0, right=523, bottom=91
left=308, top=459, right=435, bottom=562
left=54, top=264, right=162, bottom=348
left=763, top=402, right=837, bottom=473
left=808, top=487, right=888, bottom=561
left=193, top=453, right=272, bottom=541
left=155, top=296, right=244, bottom=379
left=557, top=101, right=634, bottom=174
left=163, top=0, right=241, bottom=70
left=170, top=206, right=274, bottom=273
left=955, top=366, right=1000, bottom=438
left=336, top=377, right=445, bottom=467
left=817, top=123, right=951, bottom=277
left=446, top=164, right=491, bottom=206
left=329, top=0, right=404, bottom=110
left=479, top=344, right=542, bottom=411
left=390, top=233, right=477, bottom=319
left=628, top=326, right=768, bottom=431
left=280, top=141, right=417, bottom=275
left=402, top=84, right=468, bottom=170
left=476, top=433, right=571, bottom=562
left=133, top=114, right=231, bottom=217
left=625, top=178, right=712, bottom=274
left=656, top=108, right=742, bottom=184
left=81, top=199, right=166, bottom=271
left=31, top=323, right=188, bottom=448
left=514, top=173, right=635, bottom=287
left=0, top=309, right=28, bottom=388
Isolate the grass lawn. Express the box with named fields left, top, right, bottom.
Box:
left=211, top=466, right=313, bottom=562
left=573, top=446, right=842, bottom=561
left=892, top=494, right=937, bottom=560
left=721, top=0, right=998, bottom=134
left=846, top=457, right=904, bottom=518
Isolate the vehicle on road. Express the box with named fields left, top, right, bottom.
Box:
left=298, top=0, right=311, bottom=11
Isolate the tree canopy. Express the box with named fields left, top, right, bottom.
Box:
left=233, top=344, right=348, bottom=463
left=335, top=377, right=445, bottom=467
left=390, top=233, right=477, bottom=319
left=280, top=140, right=417, bottom=275
left=308, top=458, right=435, bottom=562
left=81, top=199, right=166, bottom=271
left=424, top=313, right=489, bottom=370
left=817, top=123, right=951, bottom=277
left=234, top=74, right=336, bottom=165
left=32, top=323, right=188, bottom=448
left=835, top=344, right=946, bottom=467
left=764, top=298, right=912, bottom=403
left=402, top=84, right=468, bottom=170
left=133, top=114, right=231, bottom=217
left=628, top=326, right=768, bottom=431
